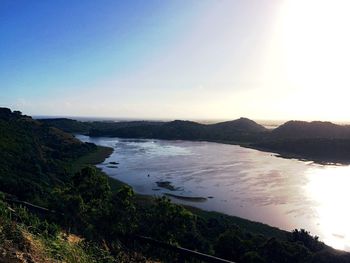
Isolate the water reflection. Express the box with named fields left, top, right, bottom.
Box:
left=77, top=135, right=350, bottom=251
left=305, top=166, right=350, bottom=250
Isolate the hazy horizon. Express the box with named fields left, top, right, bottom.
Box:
left=32, top=114, right=350, bottom=128
left=2, top=0, right=350, bottom=121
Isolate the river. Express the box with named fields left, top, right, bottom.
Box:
left=77, top=135, right=350, bottom=251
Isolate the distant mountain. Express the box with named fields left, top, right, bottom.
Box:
left=41, top=117, right=268, bottom=142
left=270, top=120, right=350, bottom=139
left=40, top=118, right=164, bottom=134
left=209, top=117, right=267, bottom=132
left=253, top=138, right=350, bottom=163
left=39, top=118, right=92, bottom=133
left=254, top=120, right=350, bottom=163
left=151, top=120, right=206, bottom=140
left=40, top=116, right=350, bottom=163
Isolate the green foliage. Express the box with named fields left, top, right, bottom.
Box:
left=52, top=167, right=111, bottom=238
left=42, top=237, right=116, bottom=263
left=69, top=146, right=114, bottom=174
left=140, top=197, right=195, bottom=244
left=288, top=229, right=324, bottom=252
left=0, top=108, right=96, bottom=204
left=72, top=167, right=111, bottom=206
left=214, top=228, right=246, bottom=261
left=15, top=206, right=59, bottom=237
left=107, top=186, right=137, bottom=236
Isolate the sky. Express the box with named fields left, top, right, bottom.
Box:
left=1, top=0, right=350, bottom=121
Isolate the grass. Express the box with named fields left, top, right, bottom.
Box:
left=185, top=206, right=288, bottom=240
left=0, top=220, right=112, bottom=263
left=70, top=146, right=113, bottom=173
left=69, top=145, right=126, bottom=190
left=38, top=233, right=94, bottom=263
left=134, top=193, right=288, bottom=240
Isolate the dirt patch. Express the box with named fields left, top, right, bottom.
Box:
left=0, top=230, right=54, bottom=263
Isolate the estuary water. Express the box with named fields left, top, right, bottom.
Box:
left=77, top=135, right=350, bottom=251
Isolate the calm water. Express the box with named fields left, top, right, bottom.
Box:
left=77, top=135, right=350, bottom=251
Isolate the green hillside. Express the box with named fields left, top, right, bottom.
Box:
left=0, top=108, right=101, bottom=204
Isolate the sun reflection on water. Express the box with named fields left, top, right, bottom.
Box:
left=305, top=165, right=350, bottom=251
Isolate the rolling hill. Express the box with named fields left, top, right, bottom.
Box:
left=41, top=117, right=268, bottom=142
left=40, top=117, right=350, bottom=163
left=0, top=108, right=98, bottom=203
left=270, top=120, right=350, bottom=140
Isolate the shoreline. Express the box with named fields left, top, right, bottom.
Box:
left=76, top=138, right=350, bottom=253
left=78, top=143, right=291, bottom=239
left=245, top=144, right=350, bottom=166
left=86, top=134, right=350, bottom=165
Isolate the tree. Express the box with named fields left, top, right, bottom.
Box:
left=288, top=229, right=324, bottom=252
left=214, top=228, right=245, bottom=261
left=54, top=167, right=112, bottom=238
left=141, top=197, right=196, bottom=245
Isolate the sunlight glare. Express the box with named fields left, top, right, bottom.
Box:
left=306, top=166, right=350, bottom=250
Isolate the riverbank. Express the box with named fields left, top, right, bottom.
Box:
left=69, top=135, right=350, bottom=260
left=42, top=117, right=350, bottom=165
left=161, top=138, right=350, bottom=165
left=246, top=144, right=350, bottom=166
left=69, top=145, right=126, bottom=190
left=77, top=143, right=290, bottom=239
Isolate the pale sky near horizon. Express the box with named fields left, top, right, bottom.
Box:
left=1, top=0, right=350, bottom=121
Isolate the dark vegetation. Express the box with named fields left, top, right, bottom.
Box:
left=1, top=108, right=350, bottom=262
left=254, top=121, right=350, bottom=163
left=40, top=117, right=350, bottom=164
left=40, top=117, right=267, bottom=142
left=269, top=121, right=350, bottom=139
left=40, top=118, right=164, bottom=135
left=253, top=138, right=350, bottom=163
left=0, top=108, right=97, bottom=204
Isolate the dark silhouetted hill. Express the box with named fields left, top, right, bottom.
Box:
left=253, top=138, right=350, bottom=163
left=209, top=117, right=267, bottom=132
left=40, top=118, right=164, bottom=135
left=270, top=120, right=350, bottom=139
left=253, top=121, right=350, bottom=163
left=38, top=118, right=92, bottom=133
left=42, top=117, right=268, bottom=142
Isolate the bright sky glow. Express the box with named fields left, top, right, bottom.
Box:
left=1, top=0, right=349, bottom=120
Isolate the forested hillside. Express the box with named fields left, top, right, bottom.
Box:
left=0, top=108, right=98, bottom=203
left=253, top=121, right=350, bottom=163
left=40, top=117, right=268, bottom=142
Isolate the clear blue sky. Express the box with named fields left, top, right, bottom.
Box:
left=1, top=0, right=349, bottom=120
